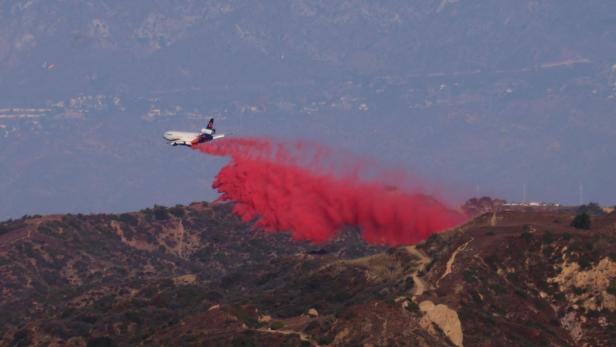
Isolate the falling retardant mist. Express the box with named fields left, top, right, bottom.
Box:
left=194, top=138, right=466, bottom=246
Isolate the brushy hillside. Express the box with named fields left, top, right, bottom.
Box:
left=1, top=203, right=615, bottom=346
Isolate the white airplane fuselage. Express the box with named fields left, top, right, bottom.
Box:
left=163, top=128, right=224, bottom=147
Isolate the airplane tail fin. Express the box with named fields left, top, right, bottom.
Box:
left=206, top=118, right=215, bottom=130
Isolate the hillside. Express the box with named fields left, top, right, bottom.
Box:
left=1, top=203, right=615, bottom=346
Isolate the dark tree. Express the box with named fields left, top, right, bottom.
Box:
left=87, top=337, right=116, bottom=347
left=153, top=205, right=170, bottom=220
left=570, top=212, right=591, bottom=230
left=577, top=203, right=605, bottom=216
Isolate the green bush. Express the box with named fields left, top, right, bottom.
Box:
left=578, top=256, right=592, bottom=270
left=577, top=203, right=605, bottom=216
left=462, top=270, right=476, bottom=283
left=571, top=213, right=591, bottom=229
left=0, top=224, right=10, bottom=236
left=490, top=283, right=507, bottom=295
left=484, top=254, right=499, bottom=269
left=86, top=337, right=116, bottom=347
left=506, top=272, right=519, bottom=282
left=11, top=329, right=30, bottom=346
left=572, top=286, right=586, bottom=296
left=520, top=231, right=533, bottom=241
left=231, top=335, right=256, bottom=347
left=0, top=257, right=10, bottom=266
left=542, top=231, right=554, bottom=244
left=404, top=276, right=415, bottom=290
left=542, top=246, right=554, bottom=256
left=169, top=205, right=185, bottom=218
left=226, top=305, right=259, bottom=328
left=153, top=206, right=169, bottom=220
left=270, top=321, right=284, bottom=330
left=205, top=290, right=223, bottom=301
left=317, top=336, right=334, bottom=345
left=405, top=300, right=420, bottom=313
left=118, top=213, right=138, bottom=226
left=514, top=289, right=527, bottom=298
left=303, top=320, right=320, bottom=333
left=608, top=279, right=616, bottom=295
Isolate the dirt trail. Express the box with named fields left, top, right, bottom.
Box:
left=253, top=327, right=317, bottom=346
left=437, top=238, right=473, bottom=287
left=404, top=245, right=432, bottom=296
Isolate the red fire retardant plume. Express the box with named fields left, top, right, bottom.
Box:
left=194, top=138, right=465, bottom=246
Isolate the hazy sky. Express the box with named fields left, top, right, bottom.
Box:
left=1, top=1, right=616, bottom=219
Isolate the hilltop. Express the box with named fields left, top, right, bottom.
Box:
left=1, top=202, right=615, bottom=346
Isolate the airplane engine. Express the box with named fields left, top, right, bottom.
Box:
left=201, top=128, right=214, bottom=135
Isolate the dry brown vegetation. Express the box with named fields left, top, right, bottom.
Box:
left=1, top=204, right=615, bottom=346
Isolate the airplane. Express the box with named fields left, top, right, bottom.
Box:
left=163, top=118, right=225, bottom=147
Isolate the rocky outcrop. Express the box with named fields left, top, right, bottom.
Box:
left=419, top=301, right=463, bottom=347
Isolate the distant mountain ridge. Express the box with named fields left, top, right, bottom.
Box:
left=3, top=1, right=616, bottom=94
